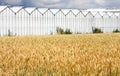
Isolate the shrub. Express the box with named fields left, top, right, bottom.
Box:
left=92, top=27, right=103, bottom=33
left=113, top=29, right=120, bottom=33
left=64, top=28, right=72, bottom=34
left=6, top=29, right=16, bottom=36
left=56, top=27, right=64, bottom=34
left=7, top=29, right=12, bottom=36
left=56, top=27, right=72, bottom=34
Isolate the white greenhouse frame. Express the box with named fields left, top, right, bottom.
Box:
left=0, top=6, right=120, bottom=36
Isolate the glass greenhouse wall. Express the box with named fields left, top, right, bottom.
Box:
left=0, top=6, right=120, bottom=36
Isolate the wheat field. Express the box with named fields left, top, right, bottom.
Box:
left=0, top=33, right=120, bottom=76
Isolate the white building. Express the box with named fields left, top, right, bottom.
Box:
left=0, top=6, right=120, bottom=36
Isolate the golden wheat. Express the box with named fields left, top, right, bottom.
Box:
left=0, top=33, right=120, bottom=76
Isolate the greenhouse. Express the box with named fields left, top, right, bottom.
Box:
left=0, top=6, right=120, bottom=36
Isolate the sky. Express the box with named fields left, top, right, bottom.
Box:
left=0, top=0, right=120, bottom=9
